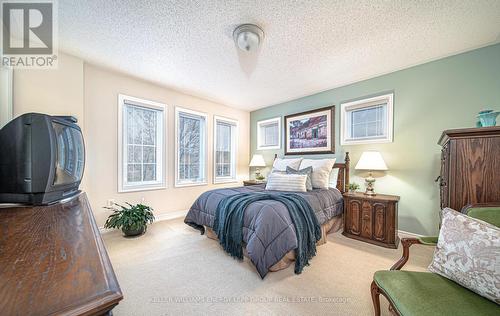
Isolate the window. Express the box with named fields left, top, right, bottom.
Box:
left=340, top=92, right=394, bottom=145
left=175, top=107, right=207, bottom=187
left=214, top=116, right=238, bottom=183
left=257, top=117, right=281, bottom=150
left=118, top=94, right=166, bottom=192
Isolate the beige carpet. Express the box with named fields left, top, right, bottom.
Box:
left=103, top=218, right=434, bottom=316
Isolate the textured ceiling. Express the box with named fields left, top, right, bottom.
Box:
left=59, top=1, right=500, bottom=110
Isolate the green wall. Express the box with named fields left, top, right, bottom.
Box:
left=250, top=43, right=500, bottom=235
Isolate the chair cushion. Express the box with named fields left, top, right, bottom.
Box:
left=374, top=271, right=499, bottom=316
left=466, top=207, right=500, bottom=227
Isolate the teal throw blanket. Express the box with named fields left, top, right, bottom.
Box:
left=213, top=192, right=321, bottom=275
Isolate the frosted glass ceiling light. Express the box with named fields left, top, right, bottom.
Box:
left=233, top=24, right=264, bottom=52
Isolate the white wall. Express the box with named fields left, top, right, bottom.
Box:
left=13, top=53, right=250, bottom=226
left=83, top=64, right=250, bottom=226
left=0, top=67, right=13, bottom=129
left=13, top=54, right=84, bottom=124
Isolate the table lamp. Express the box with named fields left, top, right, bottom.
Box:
left=249, top=154, right=266, bottom=181
left=355, top=151, right=388, bottom=196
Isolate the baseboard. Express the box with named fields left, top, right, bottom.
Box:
left=398, top=229, right=423, bottom=238
left=99, top=209, right=188, bottom=234
left=154, top=209, right=188, bottom=222
left=99, top=214, right=424, bottom=236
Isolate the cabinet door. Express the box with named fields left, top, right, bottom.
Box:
left=348, top=200, right=362, bottom=236
left=361, top=201, right=373, bottom=238
left=373, top=203, right=387, bottom=241
left=451, top=137, right=500, bottom=210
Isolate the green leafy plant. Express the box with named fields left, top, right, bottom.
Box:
left=348, top=182, right=360, bottom=191
left=104, top=202, right=155, bottom=233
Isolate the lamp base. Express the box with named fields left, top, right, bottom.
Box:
left=255, top=168, right=265, bottom=181
left=364, top=173, right=376, bottom=196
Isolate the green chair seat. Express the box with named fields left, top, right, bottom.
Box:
left=466, top=207, right=500, bottom=227
left=374, top=271, right=499, bottom=316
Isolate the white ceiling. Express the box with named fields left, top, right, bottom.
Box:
left=59, top=1, right=500, bottom=111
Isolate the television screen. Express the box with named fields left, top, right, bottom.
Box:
left=53, top=122, right=85, bottom=186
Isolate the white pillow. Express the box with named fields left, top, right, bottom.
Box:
left=265, top=173, right=307, bottom=192
left=272, top=158, right=302, bottom=172
left=428, top=208, right=500, bottom=304
left=299, top=158, right=336, bottom=189
left=329, top=168, right=340, bottom=189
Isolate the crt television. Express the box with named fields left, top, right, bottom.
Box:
left=0, top=113, right=85, bottom=205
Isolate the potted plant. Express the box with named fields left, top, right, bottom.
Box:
left=348, top=182, right=360, bottom=193
left=104, top=202, right=155, bottom=237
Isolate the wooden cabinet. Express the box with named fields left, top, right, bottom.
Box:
left=0, top=193, right=122, bottom=315
left=343, top=192, right=400, bottom=248
left=438, top=126, right=500, bottom=211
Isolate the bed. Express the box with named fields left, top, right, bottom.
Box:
left=184, top=152, right=350, bottom=278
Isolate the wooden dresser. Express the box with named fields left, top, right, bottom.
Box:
left=0, top=193, right=122, bottom=316
left=438, top=126, right=500, bottom=211
left=343, top=192, right=400, bottom=248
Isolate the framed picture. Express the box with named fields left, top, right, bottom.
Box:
left=284, top=106, right=335, bottom=155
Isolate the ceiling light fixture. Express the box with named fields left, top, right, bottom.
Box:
left=233, top=24, right=264, bottom=52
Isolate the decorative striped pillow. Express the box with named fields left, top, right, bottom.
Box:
left=286, top=166, right=313, bottom=191
left=265, top=173, right=307, bottom=192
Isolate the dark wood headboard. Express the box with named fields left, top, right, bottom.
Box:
left=273, top=152, right=350, bottom=193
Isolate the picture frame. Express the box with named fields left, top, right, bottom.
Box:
left=284, top=106, right=335, bottom=155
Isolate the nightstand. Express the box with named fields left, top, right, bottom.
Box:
left=243, top=180, right=266, bottom=186
left=342, top=192, right=400, bottom=249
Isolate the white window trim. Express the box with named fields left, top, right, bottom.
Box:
left=340, top=93, right=394, bottom=145
left=213, top=115, right=239, bottom=184
left=118, top=94, right=167, bottom=193
left=174, top=107, right=208, bottom=188
left=256, top=117, right=281, bottom=150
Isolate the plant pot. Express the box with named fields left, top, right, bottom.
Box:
left=122, top=226, right=146, bottom=237
left=349, top=189, right=357, bottom=193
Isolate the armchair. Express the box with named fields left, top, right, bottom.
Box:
left=370, top=203, right=500, bottom=316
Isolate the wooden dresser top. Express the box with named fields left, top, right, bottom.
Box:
left=0, top=193, right=122, bottom=316
left=343, top=191, right=400, bottom=202
left=438, top=126, right=500, bottom=145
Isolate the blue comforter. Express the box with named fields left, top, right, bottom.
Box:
left=213, top=192, right=321, bottom=277
left=184, top=184, right=343, bottom=277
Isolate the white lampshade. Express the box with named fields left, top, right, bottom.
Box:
left=355, top=151, right=388, bottom=171
left=249, top=154, right=266, bottom=167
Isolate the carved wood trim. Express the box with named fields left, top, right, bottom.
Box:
left=371, top=281, right=402, bottom=316
left=390, top=238, right=422, bottom=271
